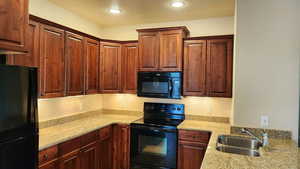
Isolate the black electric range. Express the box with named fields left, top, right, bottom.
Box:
left=130, top=102, right=185, bottom=169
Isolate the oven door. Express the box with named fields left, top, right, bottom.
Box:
left=137, top=74, right=172, bottom=98
left=130, top=124, right=177, bottom=169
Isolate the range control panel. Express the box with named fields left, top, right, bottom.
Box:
left=144, top=102, right=184, bottom=115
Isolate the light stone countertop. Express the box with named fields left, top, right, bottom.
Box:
left=39, top=111, right=299, bottom=169
left=178, top=120, right=299, bottom=169
left=39, top=110, right=142, bottom=150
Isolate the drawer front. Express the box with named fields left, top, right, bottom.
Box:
left=99, top=125, right=112, bottom=141
left=179, top=130, right=210, bottom=144
left=58, top=137, right=81, bottom=156
left=39, top=146, right=58, bottom=165
left=81, top=130, right=98, bottom=146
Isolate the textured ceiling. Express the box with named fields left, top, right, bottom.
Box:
left=49, top=0, right=235, bottom=27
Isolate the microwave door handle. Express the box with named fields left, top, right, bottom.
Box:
left=168, top=79, right=173, bottom=94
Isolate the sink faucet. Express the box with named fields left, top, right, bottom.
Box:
left=241, top=128, right=269, bottom=147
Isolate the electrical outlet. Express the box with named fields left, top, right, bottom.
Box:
left=261, top=115, right=269, bottom=128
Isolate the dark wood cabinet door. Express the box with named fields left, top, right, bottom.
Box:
left=65, top=32, right=85, bottom=96
left=138, top=32, right=159, bottom=71
left=183, top=40, right=207, bottom=96
left=177, top=141, right=207, bottom=169
left=159, top=30, right=184, bottom=71
left=39, top=160, right=58, bottom=169
left=206, top=39, right=233, bottom=97
left=120, top=125, right=130, bottom=169
left=58, top=150, right=81, bottom=169
left=98, top=137, right=113, bottom=169
left=6, top=20, right=41, bottom=96
left=0, top=0, right=28, bottom=53
left=40, top=24, right=65, bottom=98
left=84, top=38, right=99, bottom=94
left=80, top=142, right=98, bottom=169
left=7, top=20, right=40, bottom=67
left=112, top=124, right=130, bottom=169
left=122, top=43, right=138, bottom=93
left=99, top=42, right=122, bottom=93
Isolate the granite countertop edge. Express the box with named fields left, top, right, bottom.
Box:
left=39, top=111, right=299, bottom=169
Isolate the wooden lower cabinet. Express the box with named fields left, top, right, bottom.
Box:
left=59, top=150, right=81, bottom=169
left=39, top=125, right=127, bottom=169
left=112, top=124, right=130, bottom=169
left=39, top=146, right=59, bottom=169
left=80, top=142, right=98, bottom=169
left=178, top=130, right=211, bottom=169
left=177, top=141, right=207, bottom=169
left=98, top=126, right=113, bottom=169
left=39, top=160, right=59, bottom=169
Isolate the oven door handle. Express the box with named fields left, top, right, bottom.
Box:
left=131, top=125, right=177, bottom=133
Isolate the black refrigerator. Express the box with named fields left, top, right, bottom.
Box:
left=0, top=65, right=39, bottom=169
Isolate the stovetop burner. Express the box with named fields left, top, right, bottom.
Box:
left=131, top=102, right=185, bottom=128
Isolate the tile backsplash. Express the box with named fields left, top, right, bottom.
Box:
left=101, top=94, right=232, bottom=117
left=38, top=94, right=232, bottom=122
left=38, top=94, right=103, bottom=122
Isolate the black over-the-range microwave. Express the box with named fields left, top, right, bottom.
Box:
left=137, top=72, right=182, bottom=99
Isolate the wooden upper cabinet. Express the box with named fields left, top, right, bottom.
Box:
left=7, top=20, right=40, bottom=67
left=84, top=38, right=99, bottom=94
left=65, top=32, right=85, bottom=96
left=183, top=36, right=233, bottom=98
left=122, top=42, right=138, bottom=93
left=0, top=0, right=29, bottom=54
left=99, top=42, right=122, bottom=93
left=40, top=24, right=65, bottom=98
left=137, top=27, right=189, bottom=71
left=138, top=32, right=159, bottom=71
left=207, top=38, right=233, bottom=97
left=183, top=40, right=207, bottom=96
left=159, top=30, right=185, bottom=71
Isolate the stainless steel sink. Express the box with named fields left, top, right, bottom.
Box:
left=217, top=135, right=262, bottom=149
left=216, top=146, right=261, bottom=157
left=216, top=135, right=262, bottom=157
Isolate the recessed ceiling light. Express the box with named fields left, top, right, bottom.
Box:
left=109, top=8, right=121, bottom=14
left=171, top=1, right=184, bottom=8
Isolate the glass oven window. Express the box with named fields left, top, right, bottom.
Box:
left=141, top=81, right=169, bottom=94
left=138, top=135, right=167, bottom=156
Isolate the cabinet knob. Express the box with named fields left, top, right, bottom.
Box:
left=43, top=154, right=48, bottom=160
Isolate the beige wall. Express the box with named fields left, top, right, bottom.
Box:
left=233, top=0, right=300, bottom=141
left=29, top=0, right=103, bottom=38
left=38, top=94, right=103, bottom=122
left=101, top=16, right=234, bottom=40
left=102, top=94, right=232, bottom=118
